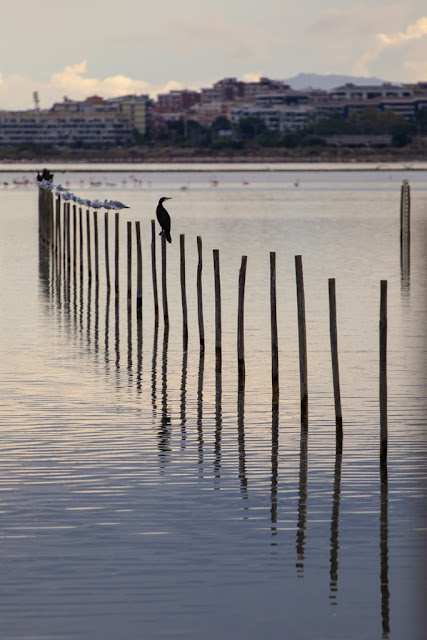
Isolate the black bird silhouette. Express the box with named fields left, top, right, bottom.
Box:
left=156, top=197, right=172, bottom=243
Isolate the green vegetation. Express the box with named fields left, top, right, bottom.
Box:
left=0, top=106, right=426, bottom=161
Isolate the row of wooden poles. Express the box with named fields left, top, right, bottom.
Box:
left=38, top=182, right=409, bottom=462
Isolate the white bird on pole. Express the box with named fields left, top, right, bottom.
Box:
left=108, top=199, right=130, bottom=212
left=102, top=199, right=116, bottom=211
left=90, top=199, right=103, bottom=209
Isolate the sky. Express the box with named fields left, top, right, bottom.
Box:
left=0, top=0, right=426, bottom=110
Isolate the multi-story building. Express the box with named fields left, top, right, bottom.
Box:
left=0, top=94, right=148, bottom=146
left=157, top=90, right=200, bottom=112
left=230, top=104, right=316, bottom=133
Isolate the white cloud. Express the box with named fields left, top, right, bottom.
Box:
left=0, top=62, right=197, bottom=110
left=378, top=16, right=427, bottom=45
left=353, top=16, right=427, bottom=79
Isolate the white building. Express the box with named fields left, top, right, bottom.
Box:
left=230, top=104, right=316, bottom=132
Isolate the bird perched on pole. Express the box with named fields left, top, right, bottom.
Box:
left=156, top=197, right=172, bottom=243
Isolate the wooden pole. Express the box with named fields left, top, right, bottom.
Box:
left=86, top=210, right=92, bottom=285
left=135, top=221, right=143, bottom=317
left=104, top=211, right=111, bottom=291
left=55, top=195, right=60, bottom=261
left=180, top=234, right=188, bottom=350
left=197, top=236, right=205, bottom=352
left=161, top=232, right=169, bottom=329
left=72, top=205, right=77, bottom=281
left=328, top=278, right=343, bottom=435
left=66, top=203, right=71, bottom=269
left=151, top=220, right=159, bottom=327
left=295, top=255, right=308, bottom=424
left=114, top=212, right=119, bottom=297
left=127, top=221, right=132, bottom=307
left=93, top=211, right=99, bottom=286
left=237, top=255, right=248, bottom=384
left=213, top=249, right=222, bottom=369
left=79, top=207, right=83, bottom=279
left=380, top=280, right=388, bottom=463
left=400, top=180, right=410, bottom=246
left=270, top=252, right=279, bottom=396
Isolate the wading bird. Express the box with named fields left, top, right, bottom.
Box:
left=156, top=197, right=172, bottom=243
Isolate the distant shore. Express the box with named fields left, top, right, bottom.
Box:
left=0, top=142, right=426, bottom=166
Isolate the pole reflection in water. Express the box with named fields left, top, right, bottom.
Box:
left=237, top=379, right=248, bottom=499
left=400, top=243, right=410, bottom=295
left=270, top=397, right=279, bottom=542
left=86, top=278, right=92, bottom=349
left=197, top=349, right=205, bottom=475
left=296, top=422, right=308, bottom=577
left=329, top=435, right=343, bottom=602
left=151, top=324, right=159, bottom=418
left=213, top=366, right=222, bottom=487
left=105, top=291, right=111, bottom=375
left=136, top=312, right=143, bottom=393
left=94, top=283, right=99, bottom=358
left=380, top=460, right=390, bottom=637
left=158, top=327, right=171, bottom=467
left=127, top=304, right=133, bottom=385
left=180, top=348, right=188, bottom=448
left=115, top=292, right=120, bottom=374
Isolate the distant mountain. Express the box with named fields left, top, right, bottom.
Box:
left=283, top=72, right=390, bottom=91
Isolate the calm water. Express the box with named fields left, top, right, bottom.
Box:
left=0, top=165, right=426, bottom=639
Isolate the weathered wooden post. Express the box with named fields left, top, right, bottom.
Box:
left=86, top=210, right=92, bottom=285
left=114, top=212, right=119, bottom=299
left=151, top=220, right=159, bottom=327
left=161, top=232, right=169, bottom=329
left=237, top=255, right=247, bottom=384
left=135, top=221, right=143, bottom=318
left=180, top=234, right=188, bottom=350
left=295, top=255, right=308, bottom=424
left=72, top=205, right=77, bottom=281
left=104, top=211, right=111, bottom=291
left=400, top=179, right=410, bottom=247
left=380, top=280, right=388, bottom=463
left=328, top=278, right=343, bottom=434
left=93, top=210, right=99, bottom=286
left=79, top=207, right=83, bottom=280
left=197, top=236, right=205, bottom=352
left=213, top=249, right=222, bottom=370
left=270, top=252, right=279, bottom=397
left=127, top=221, right=132, bottom=307
left=66, top=203, right=71, bottom=268
left=400, top=180, right=410, bottom=286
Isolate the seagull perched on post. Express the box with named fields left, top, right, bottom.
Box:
left=108, top=199, right=129, bottom=212
left=156, top=197, right=172, bottom=243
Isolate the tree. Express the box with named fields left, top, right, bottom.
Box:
left=237, top=116, right=267, bottom=139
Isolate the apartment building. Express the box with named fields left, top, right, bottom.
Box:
left=230, top=104, right=316, bottom=132
left=0, top=94, right=148, bottom=146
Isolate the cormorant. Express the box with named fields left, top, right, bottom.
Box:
left=156, top=197, right=172, bottom=243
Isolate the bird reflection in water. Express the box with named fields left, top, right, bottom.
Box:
left=151, top=324, right=159, bottom=418
left=157, top=327, right=172, bottom=467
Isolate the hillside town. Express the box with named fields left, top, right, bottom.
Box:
left=1, top=76, right=427, bottom=154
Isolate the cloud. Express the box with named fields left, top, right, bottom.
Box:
left=0, top=62, right=194, bottom=110
left=353, top=16, right=427, bottom=78
left=49, top=61, right=151, bottom=98
left=377, top=16, right=427, bottom=45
